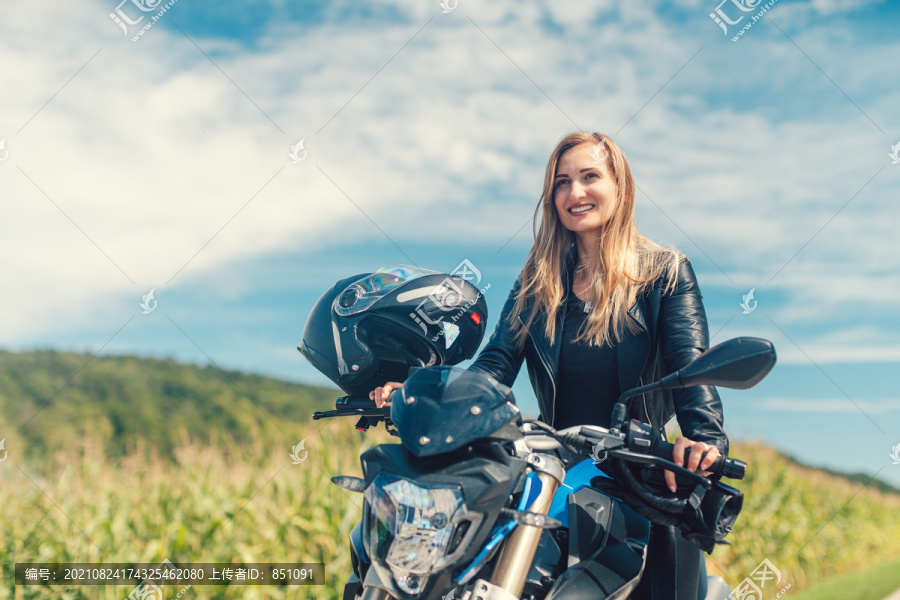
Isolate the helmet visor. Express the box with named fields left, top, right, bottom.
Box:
left=333, top=265, right=440, bottom=317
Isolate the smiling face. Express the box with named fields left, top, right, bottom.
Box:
left=553, top=142, right=619, bottom=241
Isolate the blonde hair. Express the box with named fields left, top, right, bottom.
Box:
left=510, top=132, right=682, bottom=347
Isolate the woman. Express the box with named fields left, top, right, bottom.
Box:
left=371, top=132, right=726, bottom=599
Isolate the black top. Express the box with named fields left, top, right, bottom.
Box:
left=552, top=286, right=621, bottom=430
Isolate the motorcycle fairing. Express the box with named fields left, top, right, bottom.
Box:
left=348, top=519, right=367, bottom=582
left=359, top=441, right=527, bottom=599
left=391, top=366, right=521, bottom=458
left=547, top=458, right=612, bottom=528
left=532, top=487, right=649, bottom=600
left=515, top=459, right=650, bottom=600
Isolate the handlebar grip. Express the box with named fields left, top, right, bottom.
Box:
left=336, top=397, right=381, bottom=410
left=653, top=440, right=746, bottom=480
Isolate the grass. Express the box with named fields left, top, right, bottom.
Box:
left=788, top=556, right=900, bottom=600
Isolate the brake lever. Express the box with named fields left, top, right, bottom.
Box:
left=607, top=449, right=713, bottom=488
left=313, top=394, right=393, bottom=421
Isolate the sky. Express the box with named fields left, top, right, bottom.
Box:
left=2, top=0, right=899, bottom=487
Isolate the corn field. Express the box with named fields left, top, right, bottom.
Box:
left=704, top=443, right=900, bottom=590
left=1, top=422, right=392, bottom=600
left=2, top=429, right=898, bottom=599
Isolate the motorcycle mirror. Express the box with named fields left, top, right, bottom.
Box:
left=610, top=337, right=776, bottom=432
left=659, top=336, right=776, bottom=390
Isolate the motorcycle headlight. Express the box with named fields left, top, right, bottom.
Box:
left=364, top=473, right=466, bottom=596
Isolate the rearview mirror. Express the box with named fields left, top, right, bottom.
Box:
left=660, top=337, right=776, bottom=390
left=610, top=336, right=776, bottom=432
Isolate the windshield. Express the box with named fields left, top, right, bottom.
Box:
left=403, top=366, right=507, bottom=407
left=333, top=264, right=439, bottom=316
left=392, top=367, right=520, bottom=456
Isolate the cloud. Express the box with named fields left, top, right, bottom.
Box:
left=760, top=397, right=900, bottom=414
left=808, top=0, right=886, bottom=16
left=0, top=0, right=897, bottom=352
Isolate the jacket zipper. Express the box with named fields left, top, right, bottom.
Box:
left=518, top=315, right=556, bottom=425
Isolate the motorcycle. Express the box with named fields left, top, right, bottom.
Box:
left=299, top=266, right=776, bottom=600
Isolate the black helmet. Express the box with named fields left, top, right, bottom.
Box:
left=298, top=265, right=488, bottom=398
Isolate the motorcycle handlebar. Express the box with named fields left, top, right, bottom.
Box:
left=560, top=426, right=745, bottom=481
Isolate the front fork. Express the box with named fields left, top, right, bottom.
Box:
left=480, top=453, right=566, bottom=599
left=360, top=588, right=391, bottom=600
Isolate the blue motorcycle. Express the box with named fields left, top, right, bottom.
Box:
left=301, top=266, right=775, bottom=600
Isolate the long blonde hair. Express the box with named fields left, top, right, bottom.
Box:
left=510, top=132, right=682, bottom=348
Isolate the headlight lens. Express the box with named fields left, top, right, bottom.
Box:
left=364, top=473, right=465, bottom=596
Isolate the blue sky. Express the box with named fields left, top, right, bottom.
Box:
left=2, top=0, right=899, bottom=486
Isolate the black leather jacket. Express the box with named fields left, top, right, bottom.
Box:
left=469, top=252, right=729, bottom=455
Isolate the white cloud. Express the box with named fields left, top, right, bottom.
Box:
left=775, top=343, right=900, bottom=365
left=708, top=316, right=900, bottom=364
left=0, top=0, right=897, bottom=350
left=808, top=0, right=885, bottom=16
left=760, top=397, right=900, bottom=414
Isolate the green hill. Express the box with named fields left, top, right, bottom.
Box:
left=781, top=451, right=900, bottom=496
left=0, top=349, right=339, bottom=461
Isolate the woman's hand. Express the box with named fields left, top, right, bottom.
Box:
left=664, top=436, right=721, bottom=493
left=369, top=381, right=404, bottom=408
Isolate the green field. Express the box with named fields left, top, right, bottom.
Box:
left=2, top=350, right=899, bottom=598
left=789, top=556, right=900, bottom=600
left=2, top=421, right=388, bottom=599
left=702, top=443, right=900, bottom=594
left=5, top=432, right=900, bottom=599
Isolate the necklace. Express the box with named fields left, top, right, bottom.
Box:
left=573, top=258, right=598, bottom=313
left=572, top=280, right=593, bottom=314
